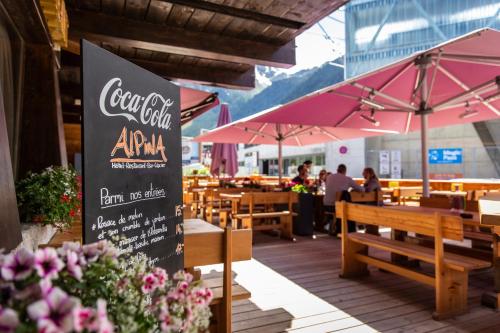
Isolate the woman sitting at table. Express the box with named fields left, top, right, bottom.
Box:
left=315, top=169, right=328, bottom=193
left=362, top=167, right=381, bottom=193
left=362, top=167, right=382, bottom=235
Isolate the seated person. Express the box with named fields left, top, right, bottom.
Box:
left=323, top=164, right=363, bottom=235
left=303, top=160, right=313, bottom=173
left=362, top=167, right=382, bottom=193
left=315, top=169, right=328, bottom=193
left=362, top=167, right=382, bottom=235
left=291, top=165, right=309, bottom=185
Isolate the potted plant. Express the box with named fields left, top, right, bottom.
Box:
left=0, top=240, right=213, bottom=332
left=291, top=184, right=314, bottom=236
left=16, top=166, right=81, bottom=230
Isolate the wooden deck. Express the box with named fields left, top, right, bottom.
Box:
left=215, top=233, right=500, bottom=333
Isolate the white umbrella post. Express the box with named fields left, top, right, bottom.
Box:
left=416, top=55, right=433, bottom=198
left=276, top=124, right=283, bottom=184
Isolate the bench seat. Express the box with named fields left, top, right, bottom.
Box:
left=234, top=211, right=296, bottom=219
left=349, top=233, right=491, bottom=272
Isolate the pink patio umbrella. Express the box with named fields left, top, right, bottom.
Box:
left=180, top=87, right=219, bottom=125
left=209, top=104, right=239, bottom=177
left=195, top=106, right=381, bottom=182
left=249, top=28, right=500, bottom=196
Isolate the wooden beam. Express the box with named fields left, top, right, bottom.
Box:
left=132, top=59, right=255, bottom=90
left=68, top=10, right=295, bottom=68
left=161, top=0, right=305, bottom=29
left=61, top=51, right=255, bottom=89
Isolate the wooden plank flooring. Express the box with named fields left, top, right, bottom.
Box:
left=226, top=233, right=499, bottom=333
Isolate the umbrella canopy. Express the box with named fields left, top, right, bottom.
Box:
left=195, top=106, right=381, bottom=181
left=209, top=104, right=238, bottom=177
left=180, top=87, right=219, bottom=125
left=244, top=28, right=500, bottom=195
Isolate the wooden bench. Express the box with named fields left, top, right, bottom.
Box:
left=393, top=186, right=423, bottom=205
left=204, top=188, right=262, bottom=225
left=336, top=201, right=491, bottom=319
left=324, top=191, right=383, bottom=234
left=420, top=196, right=479, bottom=212
left=233, top=192, right=297, bottom=240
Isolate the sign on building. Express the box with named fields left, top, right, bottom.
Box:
left=428, top=148, right=463, bottom=164
left=82, top=40, right=183, bottom=274
left=390, top=150, right=402, bottom=179
left=379, top=150, right=390, bottom=175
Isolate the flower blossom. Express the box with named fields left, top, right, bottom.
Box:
left=0, top=306, right=19, bottom=333
left=27, top=286, right=79, bottom=333
left=66, top=250, right=83, bottom=280
left=1, top=248, right=35, bottom=281
left=34, top=248, right=65, bottom=280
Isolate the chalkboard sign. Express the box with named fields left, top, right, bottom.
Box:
left=82, top=40, right=183, bottom=274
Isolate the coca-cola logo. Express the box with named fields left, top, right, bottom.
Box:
left=99, top=78, right=174, bottom=130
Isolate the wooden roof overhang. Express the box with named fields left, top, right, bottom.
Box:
left=59, top=0, right=348, bottom=123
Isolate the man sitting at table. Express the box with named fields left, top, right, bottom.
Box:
left=323, top=164, right=363, bottom=235
left=292, top=165, right=309, bottom=185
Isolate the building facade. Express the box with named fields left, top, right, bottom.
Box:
left=344, top=0, right=500, bottom=179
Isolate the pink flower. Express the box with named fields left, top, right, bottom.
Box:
left=1, top=248, right=35, bottom=281
left=34, top=248, right=65, bottom=280
left=141, top=273, right=158, bottom=294
left=0, top=306, right=19, bottom=333
left=96, top=300, right=113, bottom=333
left=153, top=268, right=168, bottom=288
left=73, top=305, right=96, bottom=332
left=27, top=286, right=78, bottom=333
left=72, top=300, right=113, bottom=333
left=66, top=250, right=83, bottom=280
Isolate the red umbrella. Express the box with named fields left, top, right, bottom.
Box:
left=248, top=28, right=500, bottom=195
left=180, top=87, right=219, bottom=125
left=209, top=104, right=238, bottom=177
left=195, top=106, right=380, bottom=182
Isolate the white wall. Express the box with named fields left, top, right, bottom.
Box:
left=325, top=138, right=366, bottom=178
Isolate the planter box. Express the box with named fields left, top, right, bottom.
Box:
left=18, top=223, right=57, bottom=251
left=293, top=193, right=314, bottom=236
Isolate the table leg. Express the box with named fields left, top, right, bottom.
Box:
left=391, top=230, right=408, bottom=263
left=481, top=233, right=500, bottom=309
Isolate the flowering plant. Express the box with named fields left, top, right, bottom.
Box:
left=0, top=240, right=212, bottom=333
left=16, top=166, right=82, bottom=229
left=291, top=184, right=308, bottom=194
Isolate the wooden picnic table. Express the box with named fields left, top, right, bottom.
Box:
left=429, top=190, right=468, bottom=198
left=219, top=193, right=243, bottom=215
left=183, top=218, right=252, bottom=268
left=384, top=205, right=500, bottom=309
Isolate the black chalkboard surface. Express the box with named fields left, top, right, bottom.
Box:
left=82, top=40, right=183, bottom=274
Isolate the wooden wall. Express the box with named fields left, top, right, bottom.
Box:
left=0, top=93, right=21, bottom=250
left=64, top=123, right=81, bottom=165
left=17, top=44, right=67, bottom=177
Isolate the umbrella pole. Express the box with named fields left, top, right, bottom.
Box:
left=278, top=138, right=283, bottom=184
left=417, top=55, right=432, bottom=197
left=420, top=114, right=430, bottom=197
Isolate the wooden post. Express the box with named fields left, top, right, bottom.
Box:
left=339, top=202, right=368, bottom=278
left=433, top=213, right=467, bottom=319
left=222, top=226, right=232, bottom=333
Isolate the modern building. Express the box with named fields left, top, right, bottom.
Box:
left=344, top=0, right=500, bottom=179
left=238, top=0, right=500, bottom=180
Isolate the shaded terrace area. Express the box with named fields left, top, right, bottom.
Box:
left=201, top=234, right=499, bottom=333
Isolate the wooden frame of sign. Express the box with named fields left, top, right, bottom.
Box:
left=81, top=40, right=183, bottom=274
